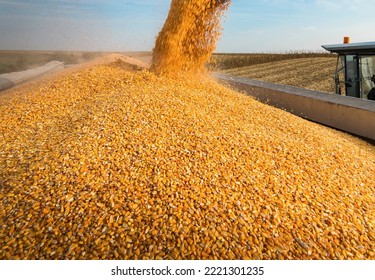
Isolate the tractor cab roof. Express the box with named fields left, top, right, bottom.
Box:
left=322, top=41, right=375, bottom=55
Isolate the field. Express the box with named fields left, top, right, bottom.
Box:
left=0, top=50, right=108, bottom=74
left=209, top=53, right=338, bottom=93
left=1, top=56, right=374, bottom=260
left=1, top=51, right=339, bottom=94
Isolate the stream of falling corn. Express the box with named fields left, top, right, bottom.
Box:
left=1, top=60, right=374, bottom=259
left=151, top=0, right=230, bottom=76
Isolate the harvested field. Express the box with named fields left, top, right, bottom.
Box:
left=0, top=50, right=107, bottom=75
left=1, top=58, right=374, bottom=260
left=219, top=56, right=338, bottom=93
left=209, top=52, right=335, bottom=70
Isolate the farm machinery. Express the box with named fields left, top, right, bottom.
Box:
left=322, top=39, right=375, bottom=100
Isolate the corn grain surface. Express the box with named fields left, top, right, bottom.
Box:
left=1, top=60, right=374, bottom=260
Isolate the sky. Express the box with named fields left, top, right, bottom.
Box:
left=0, top=0, right=374, bottom=53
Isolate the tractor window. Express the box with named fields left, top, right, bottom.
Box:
left=344, top=55, right=360, bottom=98
left=359, top=55, right=375, bottom=99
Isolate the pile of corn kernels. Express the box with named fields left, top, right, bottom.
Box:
left=1, top=60, right=374, bottom=259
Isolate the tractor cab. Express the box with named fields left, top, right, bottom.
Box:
left=322, top=40, right=375, bottom=100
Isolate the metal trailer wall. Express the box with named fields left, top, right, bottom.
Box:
left=214, top=73, right=375, bottom=141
